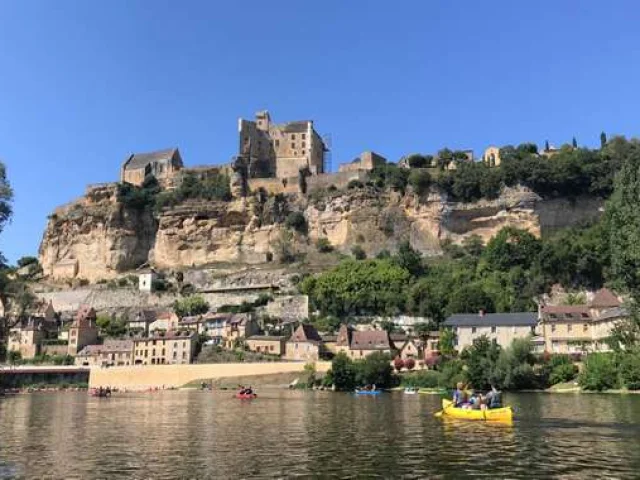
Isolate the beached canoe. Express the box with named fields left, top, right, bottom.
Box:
left=355, top=389, right=382, bottom=395
left=439, top=399, right=513, bottom=423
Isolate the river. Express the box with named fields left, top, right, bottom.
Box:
left=1, top=390, right=640, bottom=478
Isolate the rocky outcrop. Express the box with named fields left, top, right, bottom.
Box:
left=39, top=185, right=604, bottom=281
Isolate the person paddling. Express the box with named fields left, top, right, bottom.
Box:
left=452, top=382, right=466, bottom=407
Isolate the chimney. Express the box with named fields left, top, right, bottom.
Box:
left=478, top=310, right=485, bottom=317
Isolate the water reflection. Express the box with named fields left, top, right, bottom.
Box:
left=1, top=391, right=640, bottom=478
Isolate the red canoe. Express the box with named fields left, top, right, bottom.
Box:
left=235, top=393, right=257, bottom=399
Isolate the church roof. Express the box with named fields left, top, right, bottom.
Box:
left=123, top=148, right=179, bottom=170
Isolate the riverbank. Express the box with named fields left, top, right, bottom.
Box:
left=89, top=362, right=331, bottom=390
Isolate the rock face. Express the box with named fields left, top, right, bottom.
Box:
left=39, top=185, right=604, bottom=281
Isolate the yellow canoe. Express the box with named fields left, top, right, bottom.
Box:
left=440, top=399, right=513, bottom=423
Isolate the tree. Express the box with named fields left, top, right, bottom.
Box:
left=544, top=140, right=550, bottom=152
left=481, top=227, right=542, bottom=272
left=327, top=352, right=357, bottom=391
left=274, top=229, right=297, bottom=264
left=600, top=131, right=607, bottom=148
left=607, top=144, right=640, bottom=297
left=16, top=256, right=38, bottom=269
left=355, top=352, right=394, bottom=388
left=439, top=328, right=456, bottom=356
left=96, top=314, right=127, bottom=338
left=285, top=212, right=308, bottom=235
left=460, top=335, right=501, bottom=390
left=408, top=169, right=432, bottom=196
left=301, top=259, right=411, bottom=317
left=315, top=237, right=333, bottom=253
left=173, top=295, right=210, bottom=317
left=579, top=353, right=618, bottom=391
left=351, top=245, right=366, bottom=260
left=393, top=241, right=423, bottom=276
left=572, top=137, right=578, bottom=149
left=0, top=161, right=12, bottom=239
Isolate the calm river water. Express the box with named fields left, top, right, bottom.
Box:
left=1, top=390, right=640, bottom=479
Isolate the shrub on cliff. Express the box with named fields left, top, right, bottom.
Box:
left=315, top=237, right=333, bottom=253
left=408, top=169, right=432, bottom=196
left=285, top=212, right=308, bottom=235
left=174, top=295, right=210, bottom=317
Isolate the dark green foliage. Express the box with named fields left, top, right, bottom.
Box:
left=370, top=164, right=409, bottom=193
left=326, top=352, right=357, bottom=391
left=393, top=241, right=424, bottom=276
left=155, top=172, right=231, bottom=210
left=347, top=180, right=364, bottom=189
left=173, top=295, right=210, bottom=317
left=401, top=370, right=442, bottom=388
left=600, top=131, right=607, bottom=148
left=285, top=212, right=308, bottom=235
left=549, top=363, right=578, bottom=385
left=481, top=227, right=542, bottom=272
left=408, top=169, right=432, bottom=195
left=301, top=259, right=411, bottom=317
left=117, top=176, right=160, bottom=210
left=607, top=141, right=640, bottom=297
left=406, top=154, right=434, bottom=168
left=355, top=352, right=395, bottom=388
left=315, top=238, right=333, bottom=253
left=0, top=161, right=13, bottom=238
left=96, top=315, right=127, bottom=337
left=437, top=358, right=465, bottom=388
left=579, top=353, right=619, bottom=391
left=437, top=162, right=501, bottom=202
left=351, top=245, right=366, bottom=260
left=619, top=352, right=640, bottom=390
left=16, top=256, right=38, bottom=268
left=572, top=137, right=578, bottom=148
left=460, top=336, right=502, bottom=390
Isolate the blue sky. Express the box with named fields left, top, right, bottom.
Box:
left=1, top=0, right=639, bottom=263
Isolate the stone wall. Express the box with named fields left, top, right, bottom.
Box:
left=248, top=177, right=300, bottom=195
left=89, top=361, right=331, bottom=389
left=262, top=295, right=309, bottom=321
left=306, top=171, right=368, bottom=192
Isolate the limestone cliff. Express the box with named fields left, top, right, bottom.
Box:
left=39, top=185, right=604, bottom=281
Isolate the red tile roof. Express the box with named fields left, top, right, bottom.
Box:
left=350, top=330, right=391, bottom=351
left=290, top=324, right=323, bottom=343
left=589, top=288, right=622, bottom=308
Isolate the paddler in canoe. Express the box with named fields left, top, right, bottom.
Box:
left=437, top=383, right=511, bottom=422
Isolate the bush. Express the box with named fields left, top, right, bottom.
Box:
left=437, top=358, right=465, bottom=389
left=619, top=352, right=640, bottom=390
left=402, top=370, right=442, bottom=388
left=579, top=353, right=619, bottom=391
left=285, top=212, right=308, bottom=235
left=404, top=358, right=416, bottom=370
left=315, top=237, right=333, bottom=253
left=351, top=245, right=366, bottom=260
left=173, top=295, right=210, bottom=317
left=347, top=180, right=364, bottom=189
left=408, top=169, right=432, bottom=196
left=549, top=363, right=579, bottom=385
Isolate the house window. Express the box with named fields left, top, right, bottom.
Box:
left=568, top=324, right=573, bottom=332
left=302, top=150, right=306, bottom=155
left=183, top=342, right=186, bottom=348
left=583, top=323, right=588, bottom=332
left=275, top=140, right=280, bottom=148
left=302, top=133, right=306, bottom=139
left=291, top=134, right=296, bottom=139
left=182, top=352, right=186, bottom=359
left=162, top=349, right=165, bottom=356
left=551, top=325, right=556, bottom=333
left=302, top=142, right=306, bottom=148
left=291, top=143, right=295, bottom=149
left=173, top=351, right=177, bottom=359
left=491, top=326, right=496, bottom=334
left=471, top=327, right=477, bottom=334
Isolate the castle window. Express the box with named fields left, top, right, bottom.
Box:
left=302, top=150, right=305, bottom=155
left=302, top=133, right=306, bottom=139
left=291, top=134, right=296, bottom=139
left=275, top=140, right=280, bottom=148
left=302, top=141, right=306, bottom=148
left=291, top=143, right=295, bottom=149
